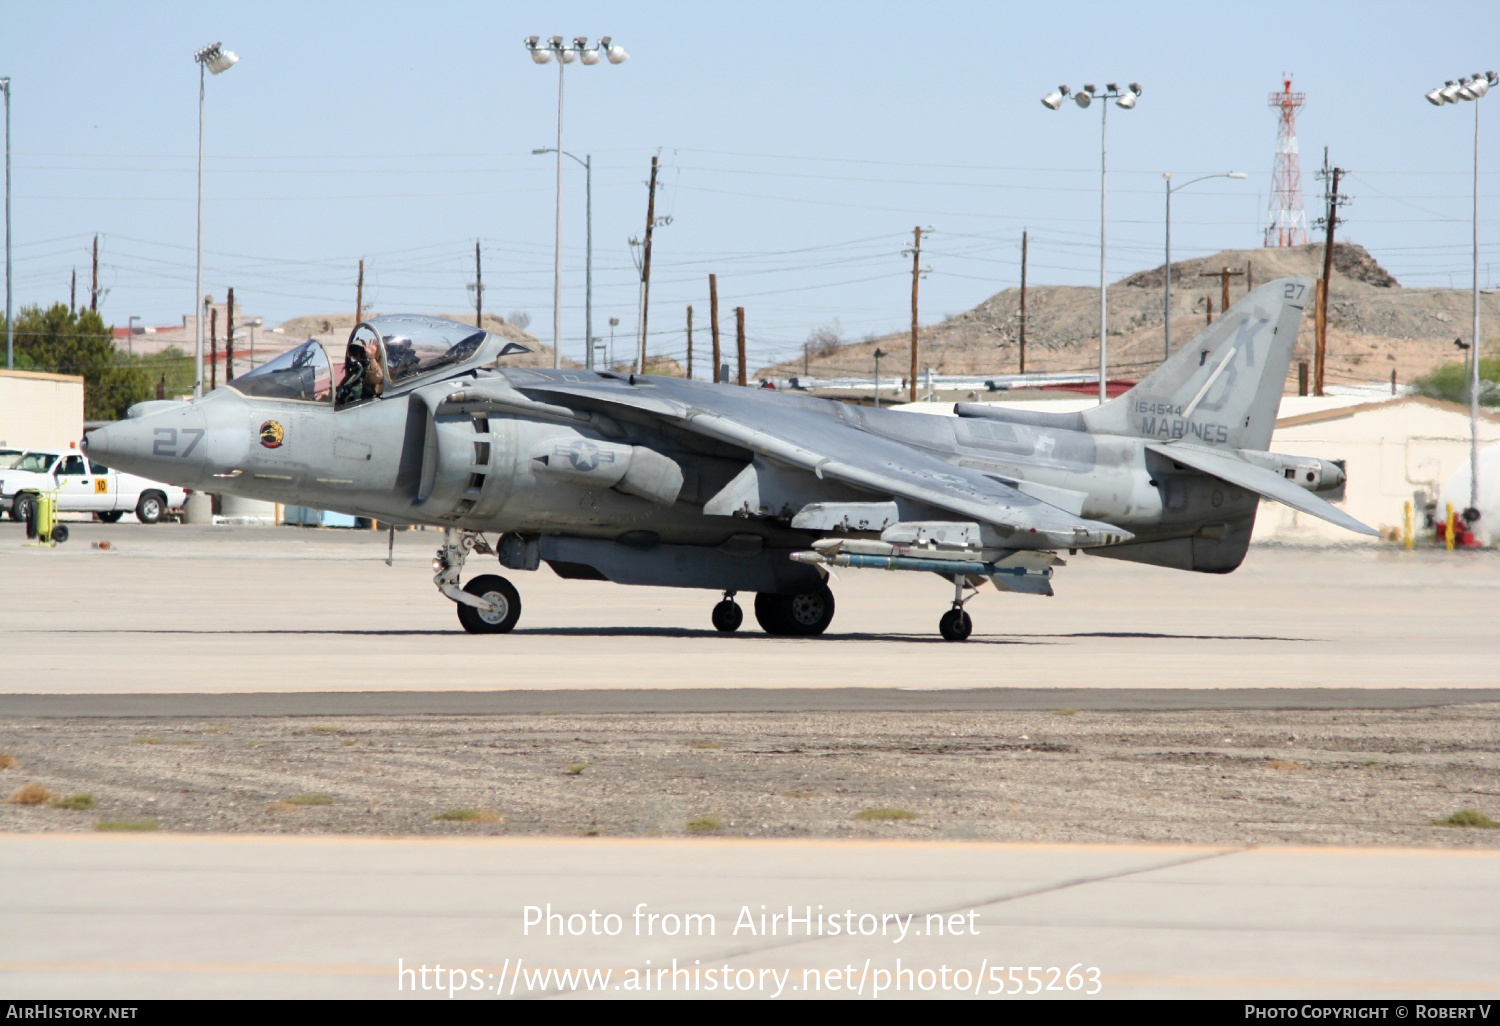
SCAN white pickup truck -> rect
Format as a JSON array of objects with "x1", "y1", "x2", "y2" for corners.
[{"x1": 0, "y1": 449, "x2": 187, "y2": 524}]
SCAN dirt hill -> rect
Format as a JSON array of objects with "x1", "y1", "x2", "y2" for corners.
[{"x1": 759, "y1": 243, "x2": 1499, "y2": 392}]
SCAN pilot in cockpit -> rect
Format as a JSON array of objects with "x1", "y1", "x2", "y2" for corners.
[{"x1": 335, "y1": 337, "x2": 385, "y2": 406}]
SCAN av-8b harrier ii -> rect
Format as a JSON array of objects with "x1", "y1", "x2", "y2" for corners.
[{"x1": 85, "y1": 276, "x2": 1373, "y2": 640}]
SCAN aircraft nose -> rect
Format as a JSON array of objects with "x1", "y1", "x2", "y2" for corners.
[{"x1": 84, "y1": 401, "x2": 207, "y2": 486}]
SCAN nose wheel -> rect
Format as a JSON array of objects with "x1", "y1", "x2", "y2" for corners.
[
  {"x1": 939, "y1": 576, "x2": 979, "y2": 642},
  {"x1": 435, "y1": 529, "x2": 523, "y2": 634},
  {"x1": 711, "y1": 592, "x2": 743, "y2": 633},
  {"x1": 457, "y1": 574, "x2": 522, "y2": 634}
]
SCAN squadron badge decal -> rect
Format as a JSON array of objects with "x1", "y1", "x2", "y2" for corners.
[{"x1": 259, "y1": 420, "x2": 285, "y2": 449}]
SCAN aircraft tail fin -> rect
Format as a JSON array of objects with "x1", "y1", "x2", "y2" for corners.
[{"x1": 1083, "y1": 275, "x2": 1312, "y2": 452}]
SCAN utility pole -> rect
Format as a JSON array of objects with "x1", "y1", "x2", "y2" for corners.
[
  {"x1": 208, "y1": 302, "x2": 218, "y2": 392},
  {"x1": 225, "y1": 286, "x2": 235, "y2": 381},
  {"x1": 70, "y1": 269, "x2": 76, "y2": 313},
  {"x1": 907, "y1": 226, "x2": 923, "y2": 403},
  {"x1": 3, "y1": 76, "x2": 11, "y2": 371},
  {"x1": 1197, "y1": 266, "x2": 1245, "y2": 317},
  {"x1": 685, "y1": 305, "x2": 693, "y2": 380},
  {"x1": 638, "y1": 155, "x2": 659, "y2": 373},
  {"x1": 735, "y1": 306, "x2": 746, "y2": 386},
  {"x1": 90, "y1": 234, "x2": 99, "y2": 312},
  {"x1": 709, "y1": 274, "x2": 721, "y2": 383},
  {"x1": 356, "y1": 258, "x2": 365, "y2": 325},
  {"x1": 1018, "y1": 229, "x2": 1028, "y2": 374},
  {"x1": 473, "y1": 241, "x2": 483, "y2": 328},
  {"x1": 583, "y1": 154, "x2": 593, "y2": 369},
  {"x1": 1314, "y1": 150, "x2": 1347, "y2": 397}
]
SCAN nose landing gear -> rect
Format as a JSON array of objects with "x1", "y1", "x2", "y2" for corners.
[
  {"x1": 435, "y1": 529, "x2": 521, "y2": 634},
  {"x1": 939, "y1": 576, "x2": 979, "y2": 642}
]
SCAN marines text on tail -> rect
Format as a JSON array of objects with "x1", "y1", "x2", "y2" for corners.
[{"x1": 85, "y1": 276, "x2": 1373, "y2": 641}]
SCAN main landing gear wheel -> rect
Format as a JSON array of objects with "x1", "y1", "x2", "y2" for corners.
[
  {"x1": 456, "y1": 574, "x2": 521, "y2": 634},
  {"x1": 939, "y1": 608, "x2": 972, "y2": 642},
  {"x1": 753, "y1": 584, "x2": 836, "y2": 636},
  {"x1": 711, "y1": 593, "x2": 743, "y2": 633}
]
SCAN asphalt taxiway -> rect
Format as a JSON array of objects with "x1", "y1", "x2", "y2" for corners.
[
  {"x1": 3, "y1": 523, "x2": 1497, "y2": 698},
  {"x1": 2, "y1": 833, "x2": 1496, "y2": 999}
]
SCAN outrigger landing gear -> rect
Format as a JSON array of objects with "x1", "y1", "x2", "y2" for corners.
[
  {"x1": 435, "y1": 529, "x2": 522, "y2": 634},
  {"x1": 711, "y1": 591, "x2": 743, "y2": 633},
  {"x1": 939, "y1": 576, "x2": 977, "y2": 642}
]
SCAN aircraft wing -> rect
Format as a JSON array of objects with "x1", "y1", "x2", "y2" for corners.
[
  {"x1": 503, "y1": 374, "x2": 1133, "y2": 549},
  {"x1": 1147, "y1": 441, "x2": 1380, "y2": 537}
]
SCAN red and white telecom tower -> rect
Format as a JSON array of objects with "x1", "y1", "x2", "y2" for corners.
[{"x1": 1265, "y1": 77, "x2": 1309, "y2": 247}]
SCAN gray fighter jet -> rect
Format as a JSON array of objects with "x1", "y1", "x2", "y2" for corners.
[{"x1": 85, "y1": 275, "x2": 1373, "y2": 640}]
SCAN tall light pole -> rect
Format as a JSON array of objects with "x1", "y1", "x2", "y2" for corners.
[
  {"x1": 526, "y1": 36, "x2": 626, "y2": 369},
  {"x1": 1426, "y1": 71, "x2": 1498, "y2": 522},
  {"x1": 1042, "y1": 82, "x2": 1140, "y2": 403},
  {"x1": 2, "y1": 76, "x2": 11, "y2": 370},
  {"x1": 535, "y1": 148, "x2": 594, "y2": 368},
  {"x1": 1163, "y1": 171, "x2": 1246, "y2": 360},
  {"x1": 192, "y1": 42, "x2": 238, "y2": 399}
]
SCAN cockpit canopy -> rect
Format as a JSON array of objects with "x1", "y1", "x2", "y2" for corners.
[
  {"x1": 368, "y1": 315, "x2": 487, "y2": 385},
  {"x1": 229, "y1": 314, "x2": 510, "y2": 406},
  {"x1": 231, "y1": 340, "x2": 332, "y2": 403}
]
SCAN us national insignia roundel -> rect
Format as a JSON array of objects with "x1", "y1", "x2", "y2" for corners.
[{"x1": 259, "y1": 420, "x2": 285, "y2": 449}]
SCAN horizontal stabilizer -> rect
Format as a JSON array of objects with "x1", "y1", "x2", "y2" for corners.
[{"x1": 1147, "y1": 442, "x2": 1380, "y2": 537}]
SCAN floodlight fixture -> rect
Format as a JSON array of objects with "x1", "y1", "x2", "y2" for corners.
[
  {"x1": 190, "y1": 41, "x2": 239, "y2": 397},
  {"x1": 1038, "y1": 78, "x2": 1141, "y2": 402},
  {"x1": 526, "y1": 36, "x2": 628, "y2": 368},
  {"x1": 195, "y1": 43, "x2": 238, "y2": 75},
  {"x1": 1424, "y1": 68, "x2": 1496, "y2": 521},
  {"x1": 602, "y1": 37, "x2": 629, "y2": 64}
]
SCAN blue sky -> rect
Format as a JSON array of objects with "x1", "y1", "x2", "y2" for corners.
[{"x1": 4, "y1": 0, "x2": 1497, "y2": 369}]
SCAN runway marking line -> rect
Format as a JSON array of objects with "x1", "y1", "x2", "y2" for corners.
[{"x1": 1, "y1": 832, "x2": 1497, "y2": 858}]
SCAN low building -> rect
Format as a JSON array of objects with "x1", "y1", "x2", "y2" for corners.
[
  {"x1": 1256, "y1": 396, "x2": 1500, "y2": 546},
  {"x1": 0, "y1": 368, "x2": 85, "y2": 449}
]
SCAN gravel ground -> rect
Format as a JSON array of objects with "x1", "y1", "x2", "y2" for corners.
[{"x1": 3, "y1": 707, "x2": 1499, "y2": 846}]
